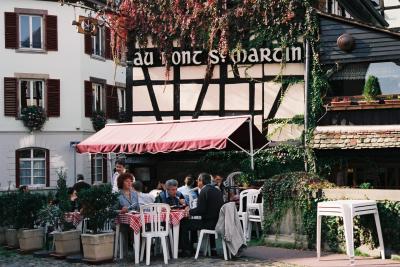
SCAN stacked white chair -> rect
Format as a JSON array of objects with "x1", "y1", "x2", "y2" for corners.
[
  {"x1": 246, "y1": 188, "x2": 264, "y2": 240},
  {"x1": 139, "y1": 203, "x2": 170, "y2": 265},
  {"x1": 194, "y1": 229, "x2": 230, "y2": 261},
  {"x1": 237, "y1": 189, "x2": 250, "y2": 241}
]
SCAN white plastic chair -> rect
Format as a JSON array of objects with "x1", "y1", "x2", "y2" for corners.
[
  {"x1": 237, "y1": 189, "x2": 250, "y2": 241},
  {"x1": 317, "y1": 200, "x2": 385, "y2": 265},
  {"x1": 247, "y1": 188, "x2": 263, "y2": 241},
  {"x1": 194, "y1": 229, "x2": 230, "y2": 261},
  {"x1": 139, "y1": 203, "x2": 170, "y2": 265}
]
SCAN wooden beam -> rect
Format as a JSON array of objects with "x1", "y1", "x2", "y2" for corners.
[
  {"x1": 142, "y1": 66, "x2": 162, "y2": 121},
  {"x1": 263, "y1": 83, "x2": 290, "y2": 134},
  {"x1": 249, "y1": 81, "x2": 255, "y2": 116},
  {"x1": 173, "y1": 66, "x2": 180, "y2": 120},
  {"x1": 125, "y1": 31, "x2": 135, "y2": 122},
  {"x1": 192, "y1": 64, "x2": 215, "y2": 119},
  {"x1": 132, "y1": 110, "x2": 263, "y2": 117},
  {"x1": 219, "y1": 64, "x2": 227, "y2": 116}
]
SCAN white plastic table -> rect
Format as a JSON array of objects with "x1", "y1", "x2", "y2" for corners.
[{"x1": 317, "y1": 200, "x2": 385, "y2": 265}]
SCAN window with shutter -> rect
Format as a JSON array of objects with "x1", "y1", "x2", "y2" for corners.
[
  {"x1": 105, "y1": 27, "x2": 112, "y2": 60},
  {"x1": 4, "y1": 12, "x2": 18, "y2": 49},
  {"x1": 47, "y1": 79, "x2": 60, "y2": 117},
  {"x1": 19, "y1": 79, "x2": 45, "y2": 111},
  {"x1": 45, "y1": 15, "x2": 57, "y2": 51},
  {"x1": 84, "y1": 34, "x2": 92, "y2": 55},
  {"x1": 19, "y1": 15, "x2": 43, "y2": 50},
  {"x1": 106, "y1": 85, "x2": 118, "y2": 120},
  {"x1": 84, "y1": 81, "x2": 93, "y2": 117},
  {"x1": 92, "y1": 26, "x2": 105, "y2": 58},
  {"x1": 91, "y1": 154, "x2": 104, "y2": 184},
  {"x1": 4, "y1": 77, "x2": 18, "y2": 116}
]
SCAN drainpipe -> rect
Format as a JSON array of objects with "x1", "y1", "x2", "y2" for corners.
[{"x1": 304, "y1": 40, "x2": 310, "y2": 173}]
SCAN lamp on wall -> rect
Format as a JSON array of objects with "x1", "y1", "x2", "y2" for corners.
[{"x1": 337, "y1": 33, "x2": 355, "y2": 52}]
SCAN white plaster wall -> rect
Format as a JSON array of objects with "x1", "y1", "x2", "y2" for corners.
[{"x1": 384, "y1": 0, "x2": 400, "y2": 28}]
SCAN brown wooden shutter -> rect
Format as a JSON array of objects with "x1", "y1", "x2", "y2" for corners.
[
  {"x1": 106, "y1": 85, "x2": 118, "y2": 120},
  {"x1": 47, "y1": 79, "x2": 60, "y2": 117},
  {"x1": 102, "y1": 156, "x2": 108, "y2": 183},
  {"x1": 4, "y1": 77, "x2": 18, "y2": 117},
  {"x1": 15, "y1": 150, "x2": 20, "y2": 188},
  {"x1": 84, "y1": 34, "x2": 92, "y2": 55},
  {"x1": 45, "y1": 149, "x2": 50, "y2": 187},
  {"x1": 5, "y1": 12, "x2": 18, "y2": 49},
  {"x1": 84, "y1": 81, "x2": 93, "y2": 117},
  {"x1": 91, "y1": 155, "x2": 95, "y2": 184},
  {"x1": 45, "y1": 15, "x2": 58, "y2": 51},
  {"x1": 104, "y1": 27, "x2": 112, "y2": 60}
]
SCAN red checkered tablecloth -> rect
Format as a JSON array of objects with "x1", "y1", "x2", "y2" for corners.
[
  {"x1": 117, "y1": 210, "x2": 186, "y2": 234},
  {"x1": 64, "y1": 212, "x2": 82, "y2": 227}
]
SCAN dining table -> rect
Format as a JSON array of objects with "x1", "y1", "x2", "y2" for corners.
[{"x1": 115, "y1": 209, "x2": 186, "y2": 263}]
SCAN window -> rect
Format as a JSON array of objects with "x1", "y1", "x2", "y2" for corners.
[
  {"x1": 18, "y1": 148, "x2": 47, "y2": 187},
  {"x1": 117, "y1": 88, "x2": 126, "y2": 111},
  {"x1": 92, "y1": 26, "x2": 105, "y2": 57},
  {"x1": 19, "y1": 15, "x2": 43, "y2": 49},
  {"x1": 93, "y1": 154, "x2": 104, "y2": 183},
  {"x1": 92, "y1": 83, "x2": 105, "y2": 112},
  {"x1": 20, "y1": 80, "x2": 45, "y2": 109}
]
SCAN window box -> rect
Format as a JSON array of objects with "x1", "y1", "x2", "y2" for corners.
[{"x1": 330, "y1": 97, "x2": 352, "y2": 107}]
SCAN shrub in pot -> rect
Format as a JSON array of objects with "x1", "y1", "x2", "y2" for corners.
[
  {"x1": 78, "y1": 184, "x2": 118, "y2": 261},
  {"x1": 362, "y1": 75, "x2": 382, "y2": 103},
  {"x1": 16, "y1": 191, "x2": 47, "y2": 251},
  {"x1": 3, "y1": 192, "x2": 19, "y2": 248},
  {"x1": 0, "y1": 194, "x2": 8, "y2": 245},
  {"x1": 38, "y1": 168, "x2": 81, "y2": 256}
]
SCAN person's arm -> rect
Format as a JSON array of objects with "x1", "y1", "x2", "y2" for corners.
[
  {"x1": 189, "y1": 188, "x2": 207, "y2": 216},
  {"x1": 112, "y1": 174, "x2": 119, "y2": 193}
]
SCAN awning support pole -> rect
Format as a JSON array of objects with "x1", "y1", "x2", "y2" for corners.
[
  {"x1": 249, "y1": 118, "x2": 254, "y2": 170},
  {"x1": 227, "y1": 138, "x2": 251, "y2": 156}
]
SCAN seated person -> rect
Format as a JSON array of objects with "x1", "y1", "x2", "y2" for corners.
[
  {"x1": 178, "y1": 175, "x2": 198, "y2": 206},
  {"x1": 117, "y1": 173, "x2": 139, "y2": 213},
  {"x1": 67, "y1": 187, "x2": 79, "y2": 212},
  {"x1": 180, "y1": 173, "x2": 224, "y2": 255},
  {"x1": 155, "y1": 179, "x2": 186, "y2": 207},
  {"x1": 133, "y1": 180, "x2": 155, "y2": 205}
]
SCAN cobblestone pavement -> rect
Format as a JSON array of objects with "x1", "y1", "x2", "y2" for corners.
[{"x1": 0, "y1": 248, "x2": 298, "y2": 267}]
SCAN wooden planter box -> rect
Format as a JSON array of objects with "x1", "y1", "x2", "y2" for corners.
[
  {"x1": 53, "y1": 230, "x2": 81, "y2": 256},
  {"x1": 384, "y1": 99, "x2": 400, "y2": 105},
  {"x1": 5, "y1": 229, "x2": 19, "y2": 248},
  {"x1": 330, "y1": 101, "x2": 352, "y2": 107},
  {"x1": 18, "y1": 228, "x2": 44, "y2": 252},
  {"x1": 81, "y1": 232, "x2": 114, "y2": 261}
]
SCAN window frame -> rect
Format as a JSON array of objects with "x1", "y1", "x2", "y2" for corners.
[
  {"x1": 91, "y1": 26, "x2": 105, "y2": 58},
  {"x1": 18, "y1": 14, "x2": 44, "y2": 50},
  {"x1": 92, "y1": 83, "x2": 105, "y2": 113},
  {"x1": 117, "y1": 87, "x2": 126, "y2": 111},
  {"x1": 17, "y1": 148, "x2": 48, "y2": 187},
  {"x1": 18, "y1": 79, "x2": 45, "y2": 113}
]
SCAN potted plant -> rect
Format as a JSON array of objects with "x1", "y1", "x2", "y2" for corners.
[
  {"x1": 330, "y1": 96, "x2": 351, "y2": 107},
  {"x1": 0, "y1": 194, "x2": 7, "y2": 245},
  {"x1": 16, "y1": 191, "x2": 47, "y2": 252},
  {"x1": 20, "y1": 106, "x2": 47, "y2": 132},
  {"x1": 360, "y1": 75, "x2": 382, "y2": 105},
  {"x1": 78, "y1": 184, "x2": 118, "y2": 262},
  {"x1": 91, "y1": 110, "x2": 107, "y2": 132},
  {"x1": 3, "y1": 192, "x2": 19, "y2": 248},
  {"x1": 38, "y1": 168, "x2": 81, "y2": 256}
]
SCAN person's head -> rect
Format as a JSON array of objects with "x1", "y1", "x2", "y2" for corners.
[
  {"x1": 213, "y1": 174, "x2": 223, "y2": 185},
  {"x1": 157, "y1": 180, "x2": 166, "y2": 190},
  {"x1": 18, "y1": 185, "x2": 29, "y2": 193},
  {"x1": 115, "y1": 159, "x2": 126, "y2": 174},
  {"x1": 133, "y1": 180, "x2": 143, "y2": 193},
  {"x1": 67, "y1": 187, "x2": 77, "y2": 199},
  {"x1": 184, "y1": 175, "x2": 194, "y2": 188},
  {"x1": 117, "y1": 172, "x2": 135, "y2": 190},
  {"x1": 197, "y1": 173, "x2": 212, "y2": 189},
  {"x1": 77, "y1": 174, "x2": 84, "y2": 181},
  {"x1": 165, "y1": 179, "x2": 178, "y2": 198}
]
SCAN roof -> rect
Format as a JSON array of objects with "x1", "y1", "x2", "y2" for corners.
[
  {"x1": 311, "y1": 125, "x2": 400, "y2": 150},
  {"x1": 317, "y1": 11, "x2": 399, "y2": 39},
  {"x1": 337, "y1": 0, "x2": 388, "y2": 27},
  {"x1": 76, "y1": 116, "x2": 268, "y2": 154}
]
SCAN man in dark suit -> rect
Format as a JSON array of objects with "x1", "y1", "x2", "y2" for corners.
[
  {"x1": 180, "y1": 173, "x2": 224, "y2": 256},
  {"x1": 72, "y1": 174, "x2": 91, "y2": 193}
]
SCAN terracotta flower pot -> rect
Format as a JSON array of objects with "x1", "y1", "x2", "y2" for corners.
[
  {"x1": 81, "y1": 232, "x2": 115, "y2": 261},
  {"x1": 5, "y1": 229, "x2": 19, "y2": 248},
  {"x1": 53, "y1": 230, "x2": 81, "y2": 256},
  {"x1": 18, "y1": 228, "x2": 44, "y2": 251}
]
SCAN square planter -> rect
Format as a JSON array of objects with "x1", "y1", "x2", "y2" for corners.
[
  {"x1": 18, "y1": 228, "x2": 44, "y2": 251},
  {"x1": 81, "y1": 232, "x2": 115, "y2": 261},
  {"x1": 5, "y1": 229, "x2": 19, "y2": 248},
  {"x1": 0, "y1": 227, "x2": 5, "y2": 245},
  {"x1": 53, "y1": 230, "x2": 81, "y2": 256}
]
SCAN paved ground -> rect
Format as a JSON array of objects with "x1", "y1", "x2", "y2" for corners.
[{"x1": 0, "y1": 247, "x2": 296, "y2": 267}]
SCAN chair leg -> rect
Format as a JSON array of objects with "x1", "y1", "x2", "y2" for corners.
[
  {"x1": 161, "y1": 237, "x2": 168, "y2": 265},
  {"x1": 140, "y1": 237, "x2": 145, "y2": 262},
  {"x1": 195, "y1": 231, "x2": 204, "y2": 259},
  {"x1": 221, "y1": 238, "x2": 228, "y2": 261},
  {"x1": 168, "y1": 229, "x2": 174, "y2": 258},
  {"x1": 119, "y1": 232, "x2": 123, "y2": 259},
  {"x1": 146, "y1": 237, "x2": 151, "y2": 266},
  {"x1": 204, "y1": 235, "x2": 210, "y2": 256},
  {"x1": 316, "y1": 214, "x2": 322, "y2": 260},
  {"x1": 374, "y1": 212, "x2": 385, "y2": 260},
  {"x1": 255, "y1": 222, "x2": 260, "y2": 238},
  {"x1": 247, "y1": 221, "x2": 252, "y2": 241},
  {"x1": 343, "y1": 213, "x2": 355, "y2": 265}
]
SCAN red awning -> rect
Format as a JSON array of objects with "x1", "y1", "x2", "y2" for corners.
[{"x1": 76, "y1": 116, "x2": 267, "y2": 154}]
